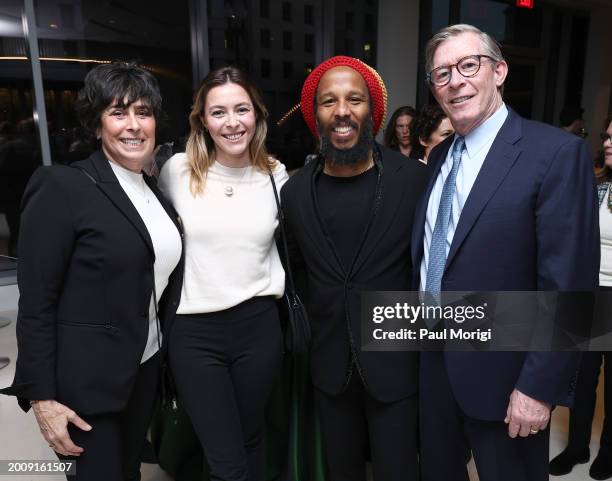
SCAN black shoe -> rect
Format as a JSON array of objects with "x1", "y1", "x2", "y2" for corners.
[
  {"x1": 550, "y1": 448, "x2": 590, "y2": 476},
  {"x1": 590, "y1": 453, "x2": 612, "y2": 480}
]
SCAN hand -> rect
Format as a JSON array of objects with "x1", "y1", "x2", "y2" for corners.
[
  {"x1": 504, "y1": 389, "x2": 551, "y2": 438},
  {"x1": 30, "y1": 400, "x2": 92, "y2": 456}
]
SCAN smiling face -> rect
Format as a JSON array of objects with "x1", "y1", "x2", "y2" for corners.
[
  {"x1": 430, "y1": 32, "x2": 507, "y2": 136},
  {"x1": 315, "y1": 66, "x2": 371, "y2": 151},
  {"x1": 99, "y1": 99, "x2": 156, "y2": 172},
  {"x1": 203, "y1": 81, "x2": 256, "y2": 167},
  {"x1": 395, "y1": 114, "x2": 413, "y2": 148},
  {"x1": 604, "y1": 121, "x2": 612, "y2": 168}
]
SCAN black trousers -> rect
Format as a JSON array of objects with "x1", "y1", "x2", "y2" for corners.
[
  {"x1": 566, "y1": 351, "x2": 612, "y2": 453},
  {"x1": 169, "y1": 297, "x2": 282, "y2": 481},
  {"x1": 420, "y1": 351, "x2": 549, "y2": 481},
  {"x1": 59, "y1": 351, "x2": 160, "y2": 481},
  {"x1": 314, "y1": 374, "x2": 419, "y2": 481},
  {"x1": 565, "y1": 285, "x2": 612, "y2": 456}
]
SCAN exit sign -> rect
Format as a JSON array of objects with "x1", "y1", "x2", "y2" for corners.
[{"x1": 516, "y1": 0, "x2": 534, "y2": 8}]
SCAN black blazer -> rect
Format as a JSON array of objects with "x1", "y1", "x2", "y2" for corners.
[
  {"x1": 281, "y1": 143, "x2": 428, "y2": 402},
  {"x1": 1, "y1": 150, "x2": 184, "y2": 415}
]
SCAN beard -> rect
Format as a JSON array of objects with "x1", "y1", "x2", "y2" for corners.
[{"x1": 318, "y1": 116, "x2": 374, "y2": 166}]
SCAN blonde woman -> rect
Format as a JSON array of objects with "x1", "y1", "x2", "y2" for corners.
[{"x1": 159, "y1": 67, "x2": 288, "y2": 481}]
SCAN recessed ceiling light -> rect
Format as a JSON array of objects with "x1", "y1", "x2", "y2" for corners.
[{"x1": 49, "y1": 23, "x2": 58, "y2": 28}]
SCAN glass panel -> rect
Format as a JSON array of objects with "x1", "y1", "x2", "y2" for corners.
[
  {"x1": 207, "y1": 0, "x2": 324, "y2": 173},
  {"x1": 0, "y1": 0, "x2": 40, "y2": 265},
  {"x1": 207, "y1": 0, "x2": 379, "y2": 171},
  {"x1": 34, "y1": 0, "x2": 193, "y2": 165},
  {"x1": 334, "y1": 1, "x2": 378, "y2": 64}
]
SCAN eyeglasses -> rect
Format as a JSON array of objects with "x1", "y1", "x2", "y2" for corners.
[
  {"x1": 427, "y1": 55, "x2": 497, "y2": 87},
  {"x1": 601, "y1": 132, "x2": 612, "y2": 143}
]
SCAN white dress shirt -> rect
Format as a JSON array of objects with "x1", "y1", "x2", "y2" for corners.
[{"x1": 420, "y1": 104, "x2": 509, "y2": 292}]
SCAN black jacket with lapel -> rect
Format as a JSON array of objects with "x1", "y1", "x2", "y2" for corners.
[
  {"x1": 1, "y1": 150, "x2": 184, "y2": 415},
  {"x1": 281, "y1": 143, "x2": 428, "y2": 402}
]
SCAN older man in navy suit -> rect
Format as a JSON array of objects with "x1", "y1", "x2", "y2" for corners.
[{"x1": 413, "y1": 24, "x2": 599, "y2": 481}]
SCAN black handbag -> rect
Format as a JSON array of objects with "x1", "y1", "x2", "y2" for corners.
[{"x1": 269, "y1": 174, "x2": 312, "y2": 355}]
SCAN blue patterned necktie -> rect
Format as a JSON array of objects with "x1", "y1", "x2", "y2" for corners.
[{"x1": 425, "y1": 136, "x2": 466, "y2": 298}]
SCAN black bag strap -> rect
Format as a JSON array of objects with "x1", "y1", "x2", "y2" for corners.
[{"x1": 269, "y1": 173, "x2": 296, "y2": 296}]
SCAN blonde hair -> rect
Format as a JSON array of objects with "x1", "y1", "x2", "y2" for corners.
[{"x1": 186, "y1": 66, "x2": 276, "y2": 195}]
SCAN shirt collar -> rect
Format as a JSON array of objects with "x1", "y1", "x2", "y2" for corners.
[{"x1": 458, "y1": 103, "x2": 508, "y2": 158}]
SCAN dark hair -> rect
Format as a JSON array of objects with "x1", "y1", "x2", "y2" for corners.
[
  {"x1": 384, "y1": 105, "x2": 417, "y2": 149},
  {"x1": 595, "y1": 115, "x2": 612, "y2": 184},
  {"x1": 410, "y1": 104, "x2": 447, "y2": 160},
  {"x1": 76, "y1": 61, "x2": 163, "y2": 136},
  {"x1": 559, "y1": 105, "x2": 584, "y2": 128},
  {"x1": 186, "y1": 66, "x2": 275, "y2": 194}
]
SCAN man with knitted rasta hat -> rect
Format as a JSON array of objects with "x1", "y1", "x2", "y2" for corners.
[{"x1": 280, "y1": 56, "x2": 428, "y2": 480}]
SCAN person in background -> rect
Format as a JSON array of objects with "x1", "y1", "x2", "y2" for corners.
[
  {"x1": 159, "y1": 66, "x2": 288, "y2": 481},
  {"x1": 384, "y1": 105, "x2": 417, "y2": 158},
  {"x1": 0, "y1": 118, "x2": 39, "y2": 257},
  {"x1": 410, "y1": 103, "x2": 455, "y2": 164},
  {"x1": 0, "y1": 61, "x2": 184, "y2": 481},
  {"x1": 550, "y1": 115, "x2": 612, "y2": 480},
  {"x1": 560, "y1": 105, "x2": 588, "y2": 139}
]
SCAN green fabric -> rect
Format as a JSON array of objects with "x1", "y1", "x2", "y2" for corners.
[
  {"x1": 151, "y1": 353, "x2": 327, "y2": 481},
  {"x1": 150, "y1": 398, "x2": 207, "y2": 480}
]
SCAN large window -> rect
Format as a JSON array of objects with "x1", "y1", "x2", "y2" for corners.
[
  {"x1": 1, "y1": 0, "x2": 384, "y2": 266},
  {"x1": 0, "y1": 0, "x2": 192, "y2": 264},
  {"x1": 334, "y1": 0, "x2": 378, "y2": 64},
  {"x1": 0, "y1": 0, "x2": 40, "y2": 264},
  {"x1": 207, "y1": 0, "x2": 379, "y2": 172},
  {"x1": 35, "y1": 0, "x2": 193, "y2": 165},
  {"x1": 207, "y1": 0, "x2": 322, "y2": 171}
]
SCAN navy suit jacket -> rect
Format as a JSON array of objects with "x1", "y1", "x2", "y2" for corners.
[{"x1": 412, "y1": 108, "x2": 599, "y2": 420}]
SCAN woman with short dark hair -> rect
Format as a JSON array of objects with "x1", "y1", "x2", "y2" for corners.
[
  {"x1": 550, "y1": 116, "x2": 612, "y2": 479},
  {"x1": 0, "y1": 61, "x2": 183, "y2": 481},
  {"x1": 410, "y1": 104, "x2": 454, "y2": 164}
]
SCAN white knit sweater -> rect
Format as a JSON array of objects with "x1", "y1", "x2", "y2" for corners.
[{"x1": 159, "y1": 153, "x2": 289, "y2": 313}]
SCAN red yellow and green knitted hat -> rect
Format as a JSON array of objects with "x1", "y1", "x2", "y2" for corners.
[{"x1": 300, "y1": 55, "x2": 388, "y2": 138}]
